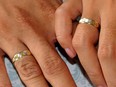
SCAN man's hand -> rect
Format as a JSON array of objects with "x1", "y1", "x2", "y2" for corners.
[{"x1": 0, "y1": 0, "x2": 76, "y2": 87}]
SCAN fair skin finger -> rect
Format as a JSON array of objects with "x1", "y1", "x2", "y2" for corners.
[
  {"x1": 73, "y1": 0, "x2": 107, "y2": 86},
  {"x1": 0, "y1": 0, "x2": 76, "y2": 86},
  {"x1": 0, "y1": 50, "x2": 12, "y2": 87},
  {"x1": 73, "y1": 24, "x2": 106, "y2": 86},
  {"x1": 98, "y1": 5, "x2": 116, "y2": 86},
  {"x1": 55, "y1": 0, "x2": 82, "y2": 58}
]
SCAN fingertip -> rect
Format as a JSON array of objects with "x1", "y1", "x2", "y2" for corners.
[{"x1": 65, "y1": 48, "x2": 76, "y2": 58}]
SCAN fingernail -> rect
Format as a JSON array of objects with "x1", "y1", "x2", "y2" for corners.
[{"x1": 65, "y1": 48, "x2": 76, "y2": 58}]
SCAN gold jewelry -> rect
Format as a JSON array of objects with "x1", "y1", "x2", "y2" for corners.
[
  {"x1": 79, "y1": 18, "x2": 100, "y2": 28},
  {"x1": 12, "y1": 50, "x2": 31, "y2": 63}
]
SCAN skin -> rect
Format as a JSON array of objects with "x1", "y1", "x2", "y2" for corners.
[
  {"x1": 0, "y1": 0, "x2": 76, "y2": 87},
  {"x1": 55, "y1": 0, "x2": 116, "y2": 87}
]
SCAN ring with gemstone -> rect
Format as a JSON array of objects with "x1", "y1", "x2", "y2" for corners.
[
  {"x1": 79, "y1": 18, "x2": 100, "y2": 28},
  {"x1": 12, "y1": 50, "x2": 32, "y2": 63}
]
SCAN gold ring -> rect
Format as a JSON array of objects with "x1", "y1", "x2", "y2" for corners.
[
  {"x1": 79, "y1": 18, "x2": 100, "y2": 28},
  {"x1": 12, "y1": 50, "x2": 32, "y2": 63}
]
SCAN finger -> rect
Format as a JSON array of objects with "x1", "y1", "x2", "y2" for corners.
[
  {"x1": 72, "y1": 1, "x2": 107, "y2": 86},
  {"x1": 55, "y1": 0, "x2": 82, "y2": 58},
  {"x1": 0, "y1": 39, "x2": 49, "y2": 87},
  {"x1": 0, "y1": 49, "x2": 12, "y2": 87},
  {"x1": 98, "y1": 14, "x2": 116, "y2": 86},
  {"x1": 22, "y1": 33, "x2": 76, "y2": 87},
  {"x1": 72, "y1": 14, "x2": 107, "y2": 87},
  {"x1": 73, "y1": 24, "x2": 107, "y2": 87}
]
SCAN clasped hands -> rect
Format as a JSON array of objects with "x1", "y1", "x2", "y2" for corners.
[{"x1": 0, "y1": 0, "x2": 116, "y2": 87}]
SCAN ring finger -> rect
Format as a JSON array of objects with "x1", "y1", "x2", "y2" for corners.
[
  {"x1": 0, "y1": 39, "x2": 49, "y2": 87},
  {"x1": 72, "y1": 12, "x2": 106, "y2": 86}
]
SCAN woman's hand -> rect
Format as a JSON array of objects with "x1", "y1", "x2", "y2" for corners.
[
  {"x1": 55, "y1": 0, "x2": 116, "y2": 86},
  {"x1": 0, "y1": 0, "x2": 76, "y2": 87}
]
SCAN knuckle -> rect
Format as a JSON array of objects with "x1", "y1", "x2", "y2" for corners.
[
  {"x1": 72, "y1": 38, "x2": 81, "y2": 50},
  {"x1": 55, "y1": 7, "x2": 68, "y2": 17},
  {"x1": 42, "y1": 55, "x2": 65, "y2": 76},
  {"x1": 11, "y1": 8, "x2": 31, "y2": 29},
  {"x1": 87, "y1": 70, "x2": 101, "y2": 81},
  {"x1": 13, "y1": 8, "x2": 37, "y2": 35},
  {"x1": 16, "y1": 57, "x2": 42, "y2": 81},
  {"x1": 72, "y1": 36, "x2": 90, "y2": 51},
  {"x1": 0, "y1": 35, "x2": 19, "y2": 49},
  {"x1": 98, "y1": 44, "x2": 115, "y2": 61},
  {"x1": 98, "y1": 47, "x2": 108, "y2": 59}
]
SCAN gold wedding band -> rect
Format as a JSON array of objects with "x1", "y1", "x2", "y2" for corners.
[
  {"x1": 79, "y1": 18, "x2": 100, "y2": 28},
  {"x1": 12, "y1": 50, "x2": 32, "y2": 63}
]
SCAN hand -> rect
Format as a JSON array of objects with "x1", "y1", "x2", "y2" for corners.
[
  {"x1": 55, "y1": 0, "x2": 116, "y2": 86},
  {"x1": 0, "y1": 0, "x2": 76, "y2": 87}
]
